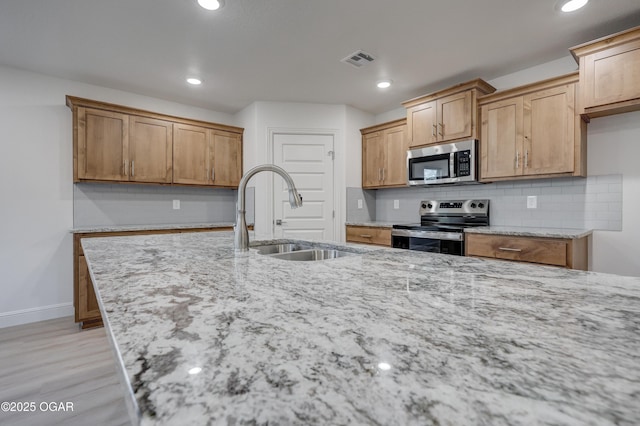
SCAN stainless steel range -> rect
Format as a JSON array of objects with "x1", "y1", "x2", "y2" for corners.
[{"x1": 392, "y1": 199, "x2": 489, "y2": 255}]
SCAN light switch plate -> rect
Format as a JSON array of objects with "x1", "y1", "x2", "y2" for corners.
[
  {"x1": 357, "y1": 199, "x2": 363, "y2": 209},
  {"x1": 527, "y1": 196, "x2": 537, "y2": 209},
  {"x1": 173, "y1": 200, "x2": 180, "y2": 210},
  {"x1": 393, "y1": 200, "x2": 400, "y2": 209}
]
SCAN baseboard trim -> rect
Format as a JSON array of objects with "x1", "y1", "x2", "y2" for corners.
[{"x1": 0, "y1": 303, "x2": 74, "y2": 329}]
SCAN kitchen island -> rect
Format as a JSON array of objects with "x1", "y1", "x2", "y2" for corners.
[{"x1": 81, "y1": 231, "x2": 640, "y2": 425}]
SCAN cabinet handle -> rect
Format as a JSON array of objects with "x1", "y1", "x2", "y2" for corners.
[
  {"x1": 432, "y1": 124, "x2": 437, "y2": 137},
  {"x1": 515, "y1": 150, "x2": 519, "y2": 169},
  {"x1": 378, "y1": 168, "x2": 382, "y2": 182},
  {"x1": 123, "y1": 161, "x2": 127, "y2": 176},
  {"x1": 382, "y1": 168, "x2": 385, "y2": 182},
  {"x1": 525, "y1": 150, "x2": 529, "y2": 168},
  {"x1": 360, "y1": 234, "x2": 373, "y2": 238},
  {"x1": 438, "y1": 123, "x2": 443, "y2": 136},
  {"x1": 211, "y1": 167, "x2": 215, "y2": 181},
  {"x1": 498, "y1": 247, "x2": 522, "y2": 252},
  {"x1": 131, "y1": 161, "x2": 135, "y2": 177}
]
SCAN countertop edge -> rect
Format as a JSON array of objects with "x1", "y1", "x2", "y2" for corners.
[
  {"x1": 464, "y1": 226, "x2": 593, "y2": 239},
  {"x1": 70, "y1": 223, "x2": 241, "y2": 234},
  {"x1": 345, "y1": 222, "x2": 395, "y2": 229}
]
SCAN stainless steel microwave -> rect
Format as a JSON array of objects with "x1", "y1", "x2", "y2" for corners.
[{"x1": 407, "y1": 139, "x2": 477, "y2": 186}]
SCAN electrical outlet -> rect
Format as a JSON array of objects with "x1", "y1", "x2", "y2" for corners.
[
  {"x1": 393, "y1": 200, "x2": 400, "y2": 209},
  {"x1": 357, "y1": 199, "x2": 363, "y2": 209},
  {"x1": 527, "y1": 196, "x2": 537, "y2": 209},
  {"x1": 173, "y1": 200, "x2": 180, "y2": 210}
]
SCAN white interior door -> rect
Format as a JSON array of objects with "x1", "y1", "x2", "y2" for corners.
[{"x1": 273, "y1": 133, "x2": 334, "y2": 241}]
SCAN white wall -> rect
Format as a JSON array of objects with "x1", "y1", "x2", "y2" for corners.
[
  {"x1": 0, "y1": 65, "x2": 235, "y2": 327},
  {"x1": 587, "y1": 112, "x2": 640, "y2": 277}
]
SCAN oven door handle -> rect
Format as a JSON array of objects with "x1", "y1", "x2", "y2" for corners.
[{"x1": 391, "y1": 229, "x2": 464, "y2": 241}]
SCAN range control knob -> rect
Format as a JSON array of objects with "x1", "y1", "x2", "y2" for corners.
[
  {"x1": 427, "y1": 203, "x2": 433, "y2": 209},
  {"x1": 421, "y1": 203, "x2": 427, "y2": 209},
  {"x1": 478, "y1": 202, "x2": 485, "y2": 208},
  {"x1": 470, "y1": 203, "x2": 477, "y2": 208}
]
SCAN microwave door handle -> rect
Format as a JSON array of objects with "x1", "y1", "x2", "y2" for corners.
[{"x1": 450, "y1": 152, "x2": 456, "y2": 178}]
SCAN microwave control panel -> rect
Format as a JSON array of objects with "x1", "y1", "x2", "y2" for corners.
[{"x1": 455, "y1": 150, "x2": 471, "y2": 177}]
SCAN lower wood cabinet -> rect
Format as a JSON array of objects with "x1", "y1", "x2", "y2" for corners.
[
  {"x1": 346, "y1": 225, "x2": 391, "y2": 246},
  {"x1": 74, "y1": 227, "x2": 235, "y2": 329},
  {"x1": 465, "y1": 233, "x2": 589, "y2": 270}
]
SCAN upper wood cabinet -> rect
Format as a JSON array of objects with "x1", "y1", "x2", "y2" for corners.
[
  {"x1": 173, "y1": 125, "x2": 243, "y2": 187},
  {"x1": 402, "y1": 79, "x2": 496, "y2": 148},
  {"x1": 67, "y1": 96, "x2": 243, "y2": 187},
  {"x1": 211, "y1": 130, "x2": 242, "y2": 187},
  {"x1": 130, "y1": 116, "x2": 173, "y2": 183},
  {"x1": 173, "y1": 123, "x2": 211, "y2": 185},
  {"x1": 570, "y1": 26, "x2": 640, "y2": 119},
  {"x1": 478, "y1": 73, "x2": 587, "y2": 182},
  {"x1": 77, "y1": 108, "x2": 129, "y2": 181},
  {"x1": 361, "y1": 119, "x2": 408, "y2": 188}
]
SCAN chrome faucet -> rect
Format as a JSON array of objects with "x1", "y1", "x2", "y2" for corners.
[{"x1": 234, "y1": 164, "x2": 303, "y2": 251}]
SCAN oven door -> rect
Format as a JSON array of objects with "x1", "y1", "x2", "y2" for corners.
[{"x1": 391, "y1": 229, "x2": 465, "y2": 255}]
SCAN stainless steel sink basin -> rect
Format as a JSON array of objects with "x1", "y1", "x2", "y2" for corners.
[
  {"x1": 267, "y1": 249, "x2": 353, "y2": 261},
  {"x1": 255, "y1": 243, "x2": 311, "y2": 255}
]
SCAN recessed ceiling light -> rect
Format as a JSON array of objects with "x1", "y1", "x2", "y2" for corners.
[
  {"x1": 377, "y1": 80, "x2": 392, "y2": 89},
  {"x1": 197, "y1": 0, "x2": 224, "y2": 11},
  {"x1": 187, "y1": 78, "x2": 202, "y2": 85},
  {"x1": 560, "y1": 0, "x2": 588, "y2": 12}
]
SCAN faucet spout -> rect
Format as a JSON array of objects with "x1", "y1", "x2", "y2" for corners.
[{"x1": 234, "y1": 164, "x2": 303, "y2": 251}]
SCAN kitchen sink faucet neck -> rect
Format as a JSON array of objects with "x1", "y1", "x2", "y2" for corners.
[{"x1": 234, "y1": 164, "x2": 303, "y2": 251}]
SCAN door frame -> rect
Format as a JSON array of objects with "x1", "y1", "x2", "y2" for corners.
[{"x1": 267, "y1": 127, "x2": 340, "y2": 241}]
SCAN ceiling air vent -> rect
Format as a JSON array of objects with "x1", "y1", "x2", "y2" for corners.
[{"x1": 341, "y1": 50, "x2": 376, "y2": 68}]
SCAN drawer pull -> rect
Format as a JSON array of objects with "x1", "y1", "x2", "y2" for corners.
[
  {"x1": 498, "y1": 247, "x2": 522, "y2": 252},
  {"x1": 360, "y1": 234, "x2": 373, "y2": 238}
]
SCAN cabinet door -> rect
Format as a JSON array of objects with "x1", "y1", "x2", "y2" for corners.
[
  {"x1": 523, "y1": 85, "x2": 575, "y2": 176},
  {"x1": 129, "y1": 116, "x2": 173, "y2": 183},
  {"x1": 173, "y1": 123, "x2": 211, "y2": 185},
  {"x1": 480, "y1": 98, "x2": 523, "y2": 180},
  {"x1": 77, "y1": 255, "x2": 101, "y2": 322},
  {"x1": 407, "y1": 101, "x2": 437, "y2": 147},
  {"x1": 211, "y1": 131, "x2": 242, "y2": 187},
  {"x1": 437, "y1": 91, "x2": 472, "y2": 142},
  {"x1": 383, "y1": 124, "x2": 408, "y2": 186},
  {"x1": 77, "y1": 107, "x2": 129, "y2": 181},
  {"x1": 582, "y1": 39, "x2": 640, "y2": 110},
  {"x1": 362, "y1": 131, "x2": 384, "y2": 188}
]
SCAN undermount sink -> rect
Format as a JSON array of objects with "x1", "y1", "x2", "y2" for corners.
[
  {"x1": 253, "y1": 243, "x2": 356, "y2": 261},
  {"x1": 255, "y1": 243, "x2": 311, "y2": 255},
  {"x1": 268, "y1": 249, "x2": 354, "y2": 261}
]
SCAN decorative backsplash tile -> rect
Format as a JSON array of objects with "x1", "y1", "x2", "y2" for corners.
[{"x1": 347, "y1": 174, "x2": 622, "y2": 231}]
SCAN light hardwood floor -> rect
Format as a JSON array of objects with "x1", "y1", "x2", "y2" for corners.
[{"x1": 0, "y1": 317, "x2": 131, "y2": 426}]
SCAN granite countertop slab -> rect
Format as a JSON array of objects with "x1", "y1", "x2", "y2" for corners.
[
  {"x1": 82, "y1": 232, "x2": 640, "y2": 426},
  {"x1": 465, "y1": 226, "x2": 593, "y2": 239},
  {"x1": 71, "y1": 222, "x2": 238, "y2": 234},
  {"x1": 345, "y1": 221, "x2": 396, "y2": 228}
]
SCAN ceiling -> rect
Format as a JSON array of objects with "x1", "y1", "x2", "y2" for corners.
[{"x1": 2, "y1": 0, "x2": 640, "y2": 115}]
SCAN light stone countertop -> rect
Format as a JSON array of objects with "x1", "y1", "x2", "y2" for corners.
[
  {"x1": 71, "y1": 222, "x2": 237, "y2": 234},
  {"x1": 345, "y1": 221, "x2": 396, "y2": 228},
  {"x1": 81, "y1": 231, "x2": 640, "y2": 426},
  {"x1": 464, "y1": 226, "x2": 593, "y2": 239}
]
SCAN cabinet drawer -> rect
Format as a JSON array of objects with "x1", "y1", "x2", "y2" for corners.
[
  {"x1": 346, "y1": 226, "x2": 391, "y2": 246},
  {"x1": 466, "y1": 234, "x2": 568, "y2": 267}
]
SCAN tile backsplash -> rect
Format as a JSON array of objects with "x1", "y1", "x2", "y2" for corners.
[
  {"x1": 348, "y1": 174, "x2": 622, "y2": 231},
  {"x1": 74, "y1": 183, "x2": 254, "y2": 227}
]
